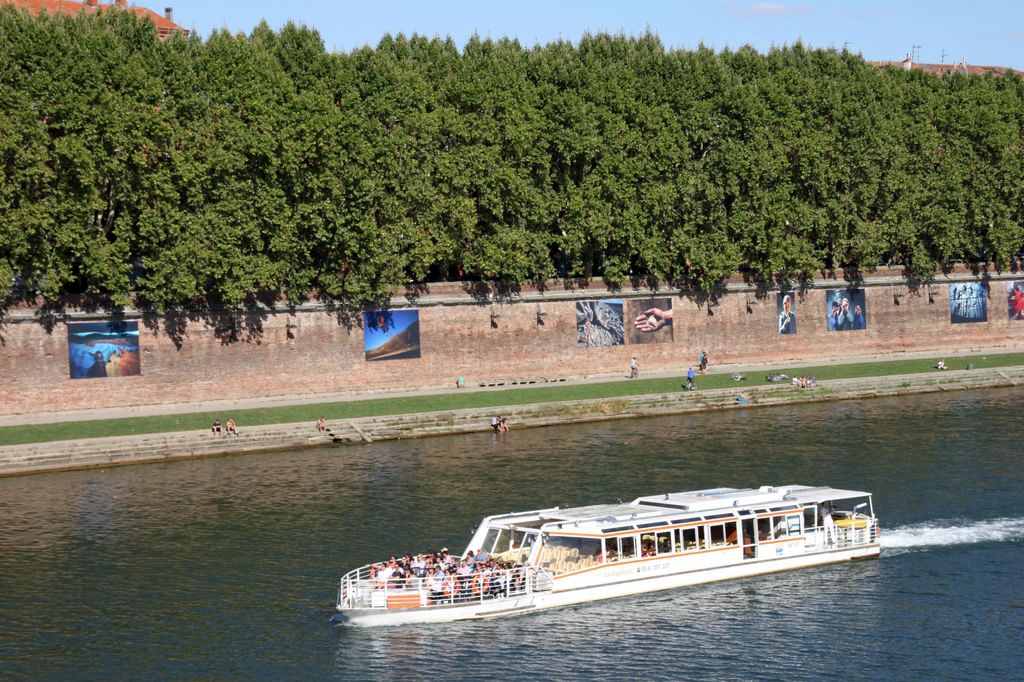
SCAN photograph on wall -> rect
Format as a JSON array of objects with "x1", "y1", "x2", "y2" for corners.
[
  {"x1": 625, "y1": 298, "x2": 673, "y2": 345},
  {"x1": 364, "y1": 309, "x2": 421, "y2": 361},
  {"x1": 576, "y1": 300, "x2": 624, "y2": 348},
  {"x1": 825, "y1": 289, "x2": 867, "y2": 331},
  {"x1": 950, "y1": 283, "x2": 987, "y2": 324},
  {"x1": 67, "y1": 321, "x2": 141, "y2": 379},
  {"x1": 1007, "y1": 281, "x2": 1024, "y2": 320},
  {"x1": 777, "y1": 292, "x2": 797, "y2": 335}
]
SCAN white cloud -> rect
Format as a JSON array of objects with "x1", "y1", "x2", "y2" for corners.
[{"x1": 730, "y1": 3, "x2": 812, "y2": 18}]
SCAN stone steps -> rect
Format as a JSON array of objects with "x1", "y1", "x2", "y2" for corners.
[{"x1": 2, "y1": 366, "x2": 1021, "y2": 477}]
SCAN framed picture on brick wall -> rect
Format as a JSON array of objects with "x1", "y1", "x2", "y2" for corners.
[
  {"x1": 67, "y1": 321, "x2": 141, "y2": 379},
  {"x1": 576, "y1": 300, "x2": 624, "y2": 348},
  {"x1": 777, "y1": 292, "x2": 797, "y2": 335},
  {"x1": 950, "y1": 283, "x2": 987, "y2": 324},
  {"x1": 364, "y1": 309, "x2": 421, "y2": 361},
  {"x1": 825, "y1": 289, "x2": 866, "y2": 332},
  {"x1": 625, "y1": 298, "x2": 673, "y2": 344},
  {"x1": 1006, "y1": 281, "x2": 1024, "y2": 321}
]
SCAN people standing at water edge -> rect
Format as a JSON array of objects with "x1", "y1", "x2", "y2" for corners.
[
  {"x1": 629, "y1": 356, "x2": 639, "y2": 378},
  {"x1": 491, "y1": 416, "x2": 500, "y2": 433},
  {"x1": 499, "y1": 417, "x2": 509, "y2": 433}
]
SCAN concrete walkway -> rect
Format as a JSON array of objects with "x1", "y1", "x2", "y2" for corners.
[
  {"x1": 0, "y1": 348, "x2": 996, "y2": 428},
  {"x1": 2, "y1": 364, "x2": 1020, "y2": 478}
]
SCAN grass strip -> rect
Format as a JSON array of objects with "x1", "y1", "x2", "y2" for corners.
[{"x1": 3, "y1": 352, "x2": 1021, "y2": 447}]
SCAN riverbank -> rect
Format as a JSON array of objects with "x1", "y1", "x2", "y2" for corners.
[{"x1": 1, "y1": 362, "x2": 1021, "y2": 477}]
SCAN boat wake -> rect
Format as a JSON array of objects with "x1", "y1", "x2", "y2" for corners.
[{"x1": 880, "y1": 517, "x2": 1024, "y2": 554}]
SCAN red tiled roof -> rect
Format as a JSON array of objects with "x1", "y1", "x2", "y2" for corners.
[{"x1": 3, "y1": 0, "x2": 188, "y2": 37}]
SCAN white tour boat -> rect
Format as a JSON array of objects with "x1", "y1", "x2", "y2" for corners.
[{"x1": 335, "y1": 484, "x2": 879, "y2": 626}]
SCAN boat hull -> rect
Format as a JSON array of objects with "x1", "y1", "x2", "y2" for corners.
[{"x1": 335, "y1": 543, "x2": 880, "y2": 627}]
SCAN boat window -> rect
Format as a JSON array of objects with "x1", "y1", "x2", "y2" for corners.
[
  {"x1": 707, "y1": 522, "x2": 739, "y2": 547},
  {"x1": 724, "y1": 521, "x2": 738, "y2": 546},
  {"x1": 490, "y1": 528, "x2": 514, "y2": 560},
  {"x1": 603, "y1": 526, "x2": 634, "y2": 533},
  {"x1": 772, "y1": 517, "x2": 789, "y2": 538},
  {"x1": 656, "y1": 530, "x2": 674, "y2": 555},
  {"x1": 640, "y1": 533, "x2": 657, "y2": 557},
  {"x1": 540, "y1": 536, "x2": 603, "y2": 575},
  {"x1": 681, "y1": 527, "x2": 699, "y2": 550},
  {"x1": 638, "y1": 521, "x2": 667, "y2": 529},
  {"x1": 480, "y1": 528, "x2": 501, "y2": 556},
  {"x1": 514, "y1": 531, "x2": 537, "y2": 563},
  {"x1": 787, "y1": 514, "x2": 802, "y2": 535},
  {"x1": 803, "y1": 505, "x2": 818, "y2": 529},
  {"x1": 708, "y1": 524, "x2": 726, "y2": 546},
  {"x1": 757, "y1": 517, "x2": 773, "y2": 541},
  {"x1": 618, "y1": 535, "x2": 636, "y2": 560}
]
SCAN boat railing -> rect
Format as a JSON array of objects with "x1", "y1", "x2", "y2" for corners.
[
  {"x1": 337, "y1": 564, "x2": 552, "y2": 610},
  {"x1": 804, "y1": 514, "x2": 878, "y2": 551}
]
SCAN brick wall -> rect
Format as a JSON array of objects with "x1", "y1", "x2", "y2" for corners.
[{"x1": 1, "y1": 270, "x2": 1022, "y2": 416}]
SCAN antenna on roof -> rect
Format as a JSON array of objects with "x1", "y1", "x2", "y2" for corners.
[
  {"x1": 940, "y1": 49, "x2": 947, "y2": 64},
  {"x1": 912, "y1": 44, "x2": 922, "y2": 62}
]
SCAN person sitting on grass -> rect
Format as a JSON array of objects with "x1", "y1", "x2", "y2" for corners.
[{"x1": 935, "y1": 360, "x2": 947, "y2": 370}]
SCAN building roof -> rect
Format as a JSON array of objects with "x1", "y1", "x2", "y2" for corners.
[
  {"x1": 869, "y1": 58, "x2": 1016, "y2": 77},
  {"x1": 3, "y1": 0, "x2": 188, "y2": 38}
]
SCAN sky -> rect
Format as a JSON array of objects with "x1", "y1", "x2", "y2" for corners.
[{"x1": 161, "y1": 0, "x2": 1024, "y2": 70}]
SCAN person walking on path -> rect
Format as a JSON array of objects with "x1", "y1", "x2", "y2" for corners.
[
  {"x1": 699, "y1": 351, "x2": 709, "y2": 374},
  {"x1": 629, "y1": 356, "x2": 639, "y2": 378},
  {"x1": 685, "y1": 367, "x2": 696, "y2": 391}
]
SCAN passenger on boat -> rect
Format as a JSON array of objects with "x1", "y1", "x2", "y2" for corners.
[
  {"x1": 821, "y1": 501, "x2": 837, "y2": 545},
  {"x1": 428, "y1": 567, "x2": 446, "y2": 603}
]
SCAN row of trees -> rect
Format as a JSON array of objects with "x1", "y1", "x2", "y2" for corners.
[{"x1": 2, "y1": 7, "x2": 1023, "y2": 310}]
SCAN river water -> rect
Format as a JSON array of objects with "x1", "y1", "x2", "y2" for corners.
[{"x1": 1, "y1": 388, "x2": 1022, "y2": 680}]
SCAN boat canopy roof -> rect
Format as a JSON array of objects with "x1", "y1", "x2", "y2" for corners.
[{"x1": 480, "y1": 485, "x2": 871, "y2": 534}]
